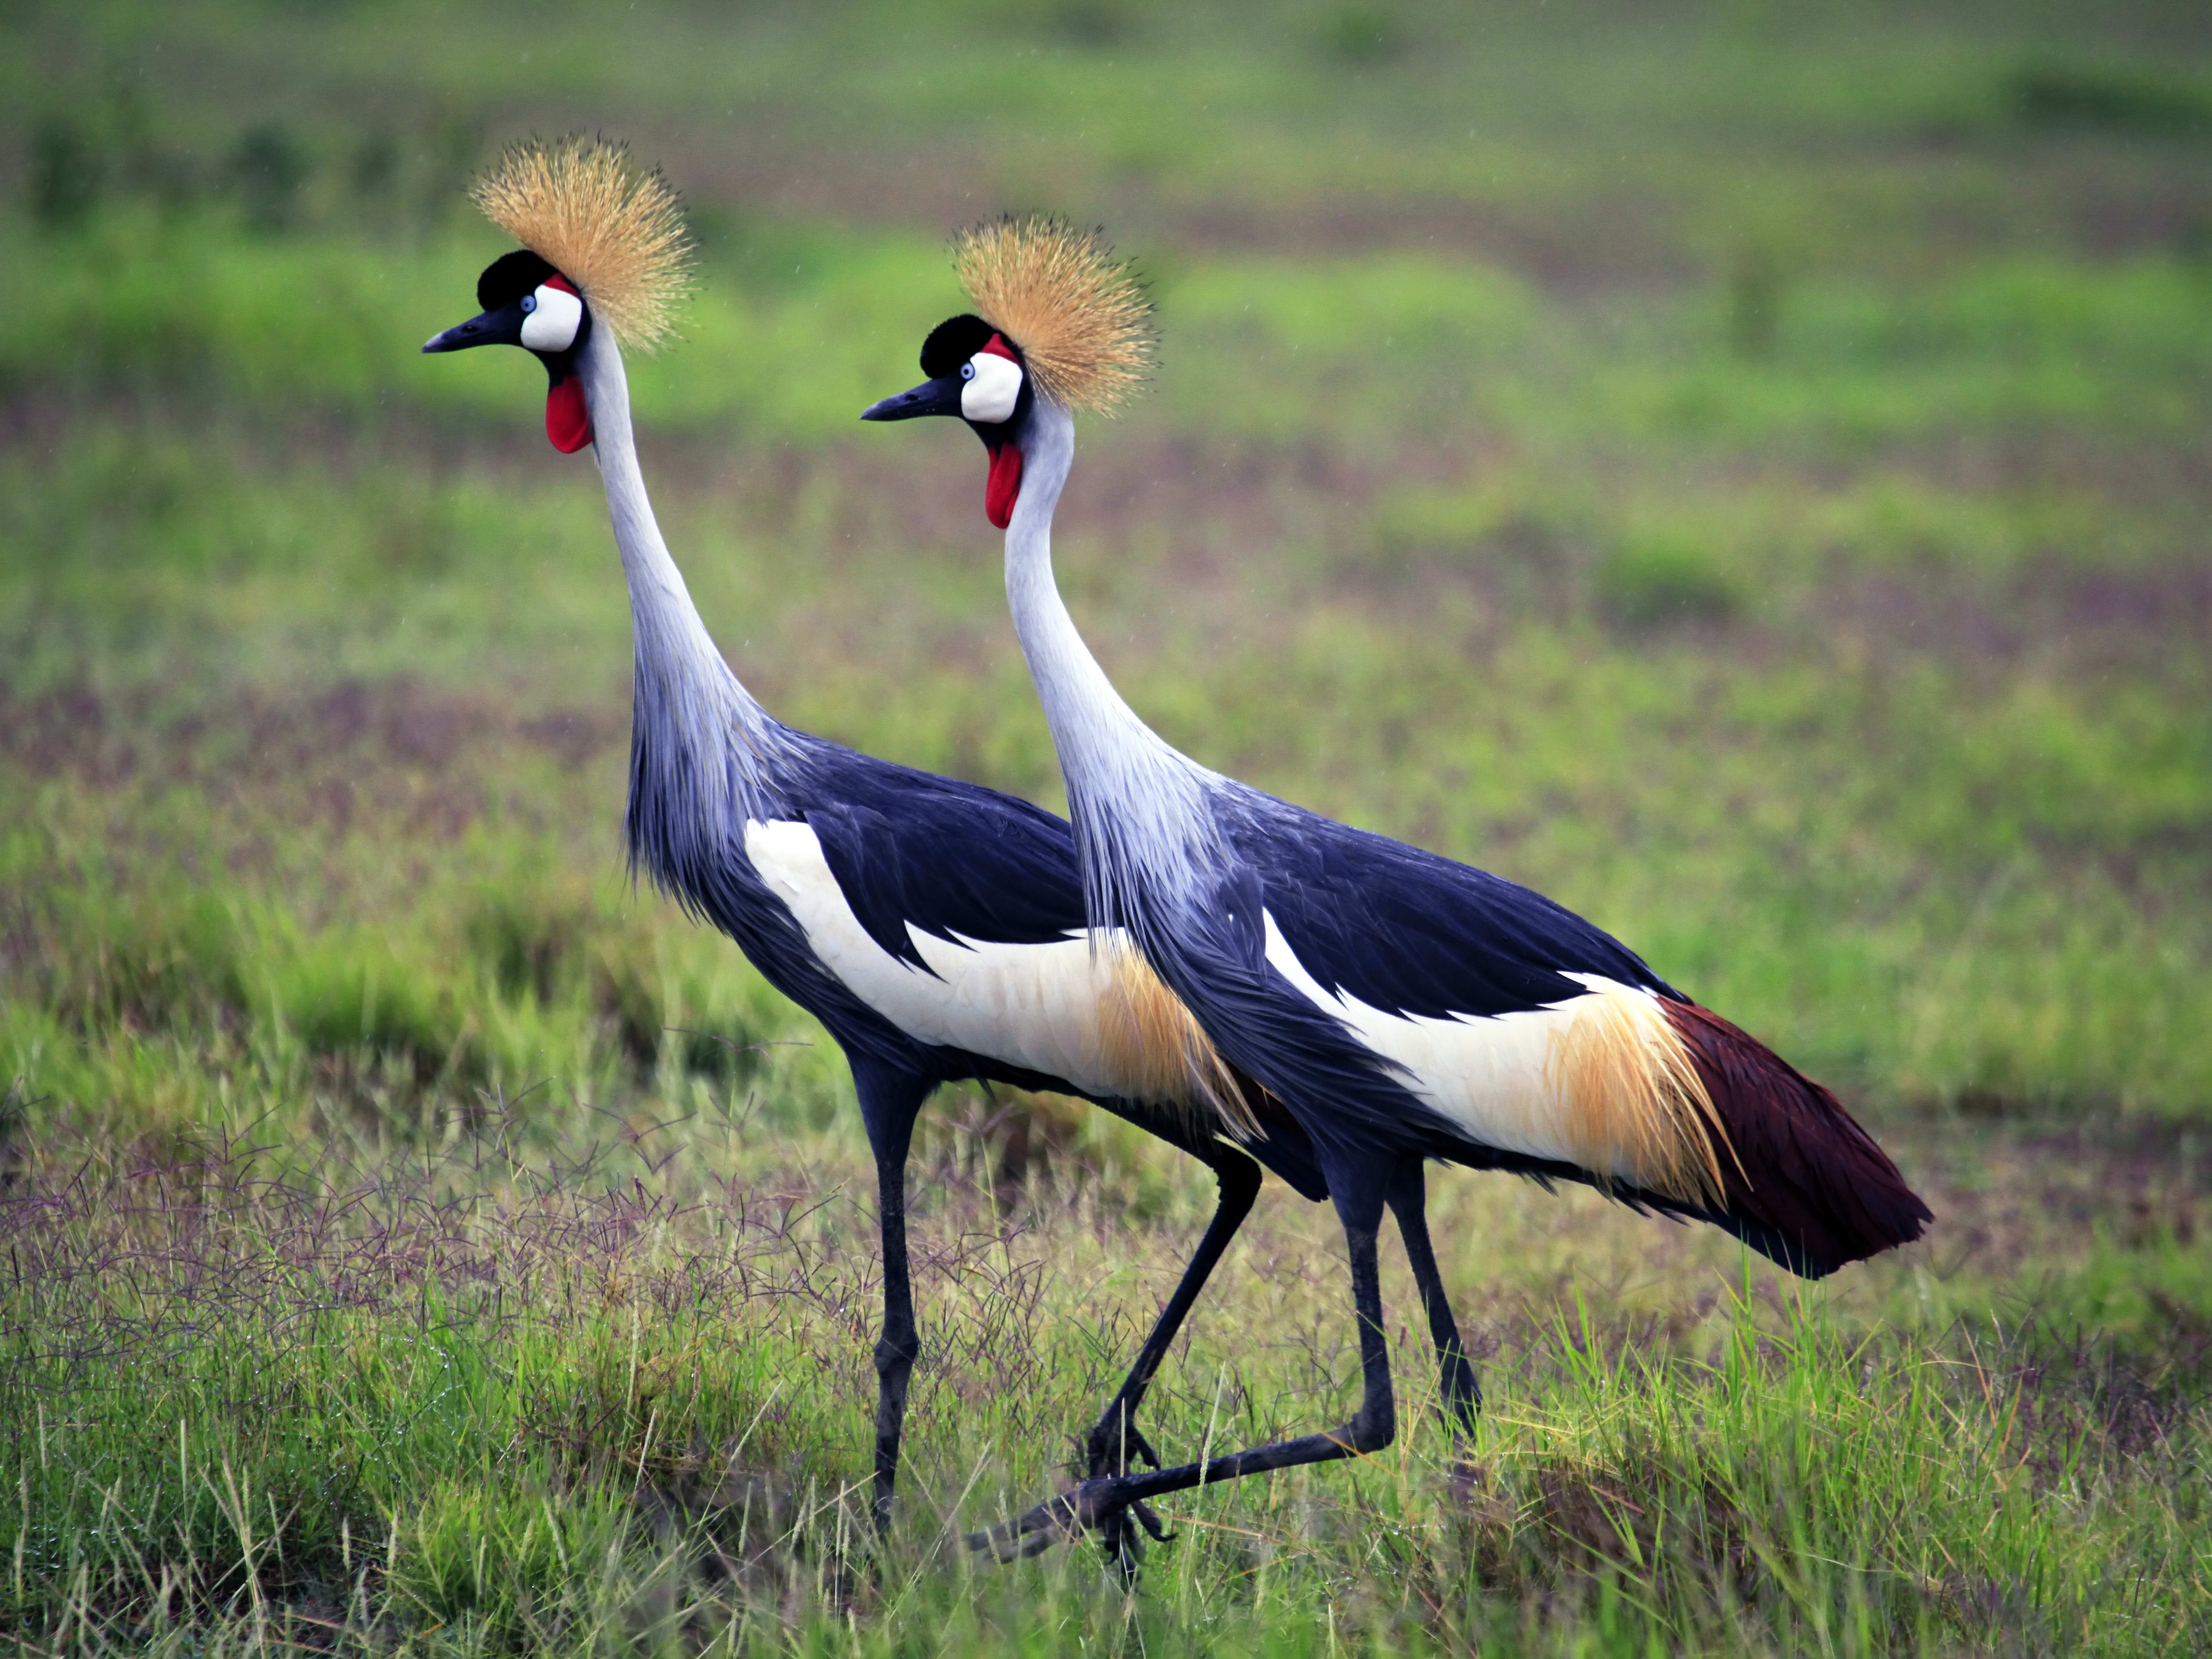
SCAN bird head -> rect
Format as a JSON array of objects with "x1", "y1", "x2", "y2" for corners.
[
  {"x1": 423, "y1": 249, "x2": 596, "y2": 453},
  {"x1": 862, "y1": 217, "x2": 1153, "y2": 530},
  {"x1": 861, "y1": 312, "x2": 1034, "y2": 528},
  {"x1": 421, "y1": 137, "x2": 692, "y2": 457}
]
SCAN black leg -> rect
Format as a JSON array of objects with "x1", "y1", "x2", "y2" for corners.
[
  {"x1": 1086, "y1": 1143, "x2": 1262, "y2": 1475},
  {"x1": 1387, "y1": 1157, "x2": 1480, "y2": 1438},
  {"x1": 1080, "y1": 1142, "x2": 1263, "y2": 1572},
  {"x1": 973, "y1": 1157, "x2": 1396, "y2": 1562},
  {"x1": 851, "y1": 1060, "x2": 932, "y2": 1535}
]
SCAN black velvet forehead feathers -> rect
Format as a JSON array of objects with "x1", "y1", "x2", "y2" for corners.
[
  {"x1": 477, "y1": 249, "x2": 559, "y2": 313},
  {"x1": 920, "y1": 313, "x2": 1012, "y2": 379}
]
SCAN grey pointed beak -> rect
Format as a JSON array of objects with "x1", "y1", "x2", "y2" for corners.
[
  {"x1": 423, "y1": 303, "x2": 528, "y2": 353},
  {"x1": 862, "y1": 375, "x2": 966, "y2": 422}
]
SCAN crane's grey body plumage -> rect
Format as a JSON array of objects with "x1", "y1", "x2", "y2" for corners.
[{"x1": 956, "y1": 384, "x2": 1929, "y2": 1562}]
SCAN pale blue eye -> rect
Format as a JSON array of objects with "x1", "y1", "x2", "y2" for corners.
[
  {"x1": 521, "y1": 294, "x2": 537, "y2": 313},
  {"x1": 961, "y1": 362, "x2": 975, "y2": 380}
]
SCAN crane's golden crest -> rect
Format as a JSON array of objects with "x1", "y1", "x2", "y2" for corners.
[
  {"x1": 472, "y1": 137, "x2": 692, "y2": 352},
  {"x1": 1548, "y1": 985, "x2": 1741, "y2": 1206},
  {"x1": 952, "y1": 217, "x2": 1155, "y2": 415}
]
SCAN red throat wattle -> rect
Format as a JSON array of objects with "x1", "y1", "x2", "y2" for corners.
[
  {"x1": 984, "y1": 443, "x2": 1023, "y2": 529},
  {"x1": 546, "y1": 377, "x2": 592, "y2": 454}
]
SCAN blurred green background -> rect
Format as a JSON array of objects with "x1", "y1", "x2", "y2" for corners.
[
  {"x1": 4, "y1": 3, "x2": 2212, "y2": 1652},
  {"x1": 5, "y1": 0, "x2": 2207, "y2": 1129}
]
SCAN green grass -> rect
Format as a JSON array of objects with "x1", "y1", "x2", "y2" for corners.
[
  {"x1": 4, "y1": 0, "x2": 2211, "y2": 1650},
  {"x1": 5, "y1": 1112, "x2": 2209, "y2": 1656}
]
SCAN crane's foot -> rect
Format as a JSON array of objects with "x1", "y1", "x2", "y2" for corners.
[
  {"x1": 966, "y1": 1473, "x2": 1170, "y2": 1578},
  {"x1": 1072, "y1": 1410, "x2": 1172, "y2": 1575},
  {"x1": 1097, "y1": 1492, "x2": 1172, "y2": 1581}
]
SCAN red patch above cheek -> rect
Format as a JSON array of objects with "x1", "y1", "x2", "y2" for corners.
[
  {"x1": 984, "y1": 443, "x2": 1024, "y2": 529},
  {"x1": 546, "y1": 376, "x2": 593, "y2": 454}
]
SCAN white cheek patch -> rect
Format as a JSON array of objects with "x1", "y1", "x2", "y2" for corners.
[
  {"x1": 520, "y1": 284, "x2": 583, "y2": 353},
  {"x1": 961, "y1": 352, "x2": 1023, "y2": 423}
]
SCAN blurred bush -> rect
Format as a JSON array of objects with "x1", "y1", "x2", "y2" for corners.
[
  {"x1": 1319, "y1": 5, "x2": 1405, "y2": 64},
  {"x1": 1595, "y1": 534, "x2": 1742, "y2": 630},
  {"x1": 229, "y1": 123, "x2": 311, "y2": 234},
  {"x1": 29, "y1": 114, "x2": 104, "y2": 229},
  {"x1": 2006, "y1": 62, "x2": 2212, "y2": 137}
]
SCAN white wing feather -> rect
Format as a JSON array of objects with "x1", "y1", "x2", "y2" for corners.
[{"x1": 744, "y1": 818, "x2": 1134, "y2": 1096}]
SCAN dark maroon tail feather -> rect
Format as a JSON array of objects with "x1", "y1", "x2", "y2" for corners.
[{"x1": 1661, "y1": 1001, "x2": 1932, "y2": 1277}]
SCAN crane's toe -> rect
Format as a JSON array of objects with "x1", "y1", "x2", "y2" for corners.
[
  {"x1": 1134, "y1": 1498, "x2": 1170, "y2": 1539},
  {"x1": 966, "y1": 1491, "x2": 1084, "y2": 1561},
  {"x1": 967, "y1": 1472, "x2": 1158, "y2": 1566}
]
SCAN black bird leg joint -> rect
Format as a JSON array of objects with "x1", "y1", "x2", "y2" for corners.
[{"x1": 972, "y1": 1169, "x2": 1397, "y2": 1571}]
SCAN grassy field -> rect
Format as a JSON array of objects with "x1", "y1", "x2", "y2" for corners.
[{"x1": 3, "y1": 0, "x2": 2211, "y2": 1651}]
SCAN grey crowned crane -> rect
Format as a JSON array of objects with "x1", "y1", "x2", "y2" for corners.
[
  {"x1": 865, "y1": 218, "x2": 1932, "y2": 1558},
  {"x1": 420, "y1": 143, "x2": 1331, "y2": 1542}
]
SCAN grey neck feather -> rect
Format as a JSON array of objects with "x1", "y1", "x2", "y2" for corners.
[
  {"x1": 1003, "y1": 400, "x2": 1224, "y2": 932},
  {"x1": 576, "y1": 324, "x2": 789, "y2": 869}
]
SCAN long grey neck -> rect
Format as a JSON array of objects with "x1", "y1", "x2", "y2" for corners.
[
  {"x1": 1003, "y1": 400, "x2": 1222, "y2": 931},
  {"x1": 576, "y1": 324, "x2": 786, "y2": 867}
]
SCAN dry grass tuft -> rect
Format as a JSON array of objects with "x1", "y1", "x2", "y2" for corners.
[
  {"x1": 472, "y1": 136, "x2": 693, "y2": 352},
  {"x1": 953, "y1": 216, "x2": 1155, "y2": 415}
]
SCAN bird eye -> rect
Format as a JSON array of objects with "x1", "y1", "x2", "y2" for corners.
[
  {"x1": 961, "y1": 362, "x2": 976, "y2": 381},
  {"x1": 521, "y1": 294, "x2": 538, "y2": 314}
]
